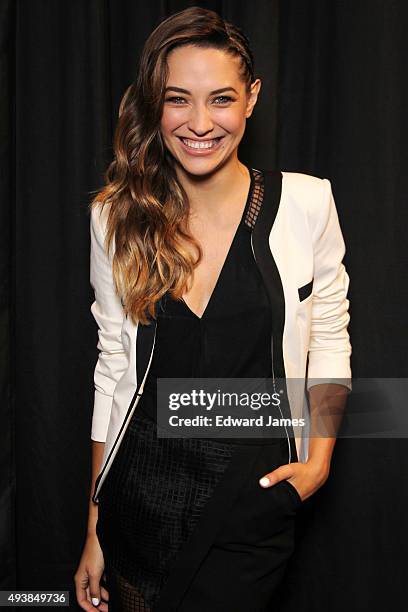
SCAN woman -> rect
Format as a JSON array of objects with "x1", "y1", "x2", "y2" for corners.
[{"x1": 75, "y1": 6, "x2": 352, "y2": 612}]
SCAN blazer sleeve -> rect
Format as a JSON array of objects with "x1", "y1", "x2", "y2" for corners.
[
  {"x1": 89, "y1": 203, "x2": 128, "y2": 442},
  {"x1": 306, "y1": 178, "x2": 352, "y2": 391}
]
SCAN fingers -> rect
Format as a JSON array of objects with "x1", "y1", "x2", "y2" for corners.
[
  {"x1": 100, "y1": 585, "x2": 110, "y2": 602},
  {"x1": 75, "y1": 568, "x2": 109, "y2": 611},
  {"x1": 259, "y1": 463, "x2": 294, "y2": 488},
  {"x1": 89, "y1": 572, "x2": 102, "y2": 608},
  {"x1": 86, "y1": 586, "x2": 109, "y2": 612},
  {"x1": 95, "y1": 583, "x2": 109, "y2": 612},
  {"x1": 99, "y1": 571, "x2": 110, "y2": 605},
  {"x1": 74, "y1": 571, "x2": 96, "y2": 612}
]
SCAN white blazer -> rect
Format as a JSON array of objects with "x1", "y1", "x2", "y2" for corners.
[{"x1": 89, "y1": 169, "x2": 352, "y2": 503}]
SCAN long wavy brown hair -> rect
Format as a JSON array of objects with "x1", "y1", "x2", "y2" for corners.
[{"x1": 89, "y1": 6, "x2": 256, "y2": 326}]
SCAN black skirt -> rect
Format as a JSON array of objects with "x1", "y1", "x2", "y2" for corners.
[
  {"x1": 96, "y1": 168, "x2": 302, "y2": 611},
  {"x1": 97, "y1": 410, "x2": 301, "y2": 612}
]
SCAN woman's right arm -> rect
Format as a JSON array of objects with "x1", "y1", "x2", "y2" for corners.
[{"x1": 74, "y1": 202, "x2": 128, "y2": 611}]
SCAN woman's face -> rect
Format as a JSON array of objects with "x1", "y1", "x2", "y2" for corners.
[{"x1": 160, "y1": 44, "x2": 261, "y2": 176}]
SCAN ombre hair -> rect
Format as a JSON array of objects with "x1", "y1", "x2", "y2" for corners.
[{"x1": 89, "y1": 6, "x2": 256, "y2": 325}]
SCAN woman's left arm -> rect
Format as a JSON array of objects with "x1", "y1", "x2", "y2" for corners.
[{"x1": 259, "y1": 178, "x2": 352, "y2": 499}]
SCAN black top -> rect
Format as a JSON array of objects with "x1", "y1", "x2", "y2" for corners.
[{"x1": 137, "y1": 167, "x2": 275, "y2": 422}]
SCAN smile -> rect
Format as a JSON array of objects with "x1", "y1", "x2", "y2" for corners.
[
  {"x1": 178, "y1": 136, "x2": 224, "y2": 154},
  {"x1": 180, "y1": 137, "x2": 222, "y2": 149}
]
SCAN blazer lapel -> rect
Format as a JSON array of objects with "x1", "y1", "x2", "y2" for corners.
[
  {"x1": 251, "y1": 169, "x2": 286, "y2": 379},
  {"x1": 251, "y1": 170, "x2": 298, "y2": 460}
]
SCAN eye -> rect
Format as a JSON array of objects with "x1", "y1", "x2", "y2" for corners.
[
  {"x1": 165, "y1": 96, "x2": 186, "y2": 104},
  {"x1": 213, "y1": 95, "x2": 233, "y2": 104}
]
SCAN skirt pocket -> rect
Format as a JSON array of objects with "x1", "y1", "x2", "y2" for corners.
[
  {"x1": 213, "y1": 439, "x2": 299, "y2": 550},
  {"x1": 280, "y1": 478, "x2": 303, "y2": 510}
]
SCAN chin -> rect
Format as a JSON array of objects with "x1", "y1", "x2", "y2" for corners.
[{"x1": 179, "y1": 160, "x2": 223, "y2": 177}]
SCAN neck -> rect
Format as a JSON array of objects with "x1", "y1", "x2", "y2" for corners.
[{"x1": 175, "y1": 158, "x2": 251, "y2": 221}]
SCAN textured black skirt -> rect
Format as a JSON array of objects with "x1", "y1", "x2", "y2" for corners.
[{"x1": 96, "y1": 405, "x2": 301, "y2": 612}]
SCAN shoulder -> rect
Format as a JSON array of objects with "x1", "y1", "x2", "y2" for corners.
[
  {"x1": 90, "y1": 200, "x2": 114, "y2": 251},
  {"x1": 90, "y1": 200, "x2": 109, "y2": 236},
  {"x1": 280, "y1": 170, "x2": 331, "y2": 207},
  {"x1": 280, "y1": 169, "x2": 325, "y2": 190},
  {"x1": 90, "y1": 200, "x2": 115, "y2": 261},
  {"x1": 279, "y1": 170, "x2": 334, "y2": 231}
]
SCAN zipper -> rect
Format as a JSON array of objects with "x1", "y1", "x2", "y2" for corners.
[
  {"x1": 250, "y1": 232, "x2": 292, "y2": 463},
  {"x1": 92, "y1": 322, "x2": 158, "y2": 503}
]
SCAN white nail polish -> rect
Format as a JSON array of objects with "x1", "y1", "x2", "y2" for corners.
[
  {"x1": 259, "y1": 477, "x2": 270, "y2": 487},
  {"x1": 92, "y1": 597, "x2": 100, "y2": 606}
]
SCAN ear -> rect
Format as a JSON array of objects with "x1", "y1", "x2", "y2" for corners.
[{"x1": 246, "y1": 78, "x2": 262, "y2": 118}]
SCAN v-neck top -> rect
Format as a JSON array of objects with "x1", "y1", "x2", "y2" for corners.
[{"x1": 138, "y1": 167, "x2": 273, "y2": 420}]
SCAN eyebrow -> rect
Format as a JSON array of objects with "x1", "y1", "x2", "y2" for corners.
[{"x1": 164, "y1": 86, "x2": 238, "y2": 95}]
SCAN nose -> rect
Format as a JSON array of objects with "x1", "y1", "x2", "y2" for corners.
[{"x1": 187, "y1": 102, "x2": 214, "y2": 135}]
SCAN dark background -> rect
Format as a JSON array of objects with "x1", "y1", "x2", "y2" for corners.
[{"x1": 1, "y1": 0, "x2": 407, "y2": 609}]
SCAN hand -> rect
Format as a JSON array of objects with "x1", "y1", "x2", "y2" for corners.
[
  {"x1": 258, "y1": 459, "x2": 330, "y2": 502},
  {"x1": 74, "y1": 533, "x2": 109, "y2": 611}
]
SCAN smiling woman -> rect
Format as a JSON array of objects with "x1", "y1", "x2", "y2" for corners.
[{"x1": 74, "y1": 5, "x2": 352, "y2": 612}]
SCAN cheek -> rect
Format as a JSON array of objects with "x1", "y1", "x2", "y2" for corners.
[
  {"x1": 216, "y1": 109, "x2": 246, "y2": 135},
  {"x1": 161, "y1": 108, "x2": 184, "y2": 133},
  {"x1": 160, "y1": 114, "x2": 172, "y2": 135}
]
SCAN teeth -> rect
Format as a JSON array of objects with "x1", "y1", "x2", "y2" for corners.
[{"x1": 181, "y1": 138, "x2": 220, "y2": 149}]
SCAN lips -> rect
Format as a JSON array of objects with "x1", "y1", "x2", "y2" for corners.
[{"x1": 177, "y1": 136, "x2": 225, "y2": 155}]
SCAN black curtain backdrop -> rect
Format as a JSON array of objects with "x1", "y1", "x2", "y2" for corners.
[{"x1": 1, "y1": 1, "x2": 407, "y2": 610}]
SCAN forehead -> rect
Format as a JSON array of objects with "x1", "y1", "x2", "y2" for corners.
[{"x1": 166, "y1": 45, "x2": 242, "y2": 88}]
